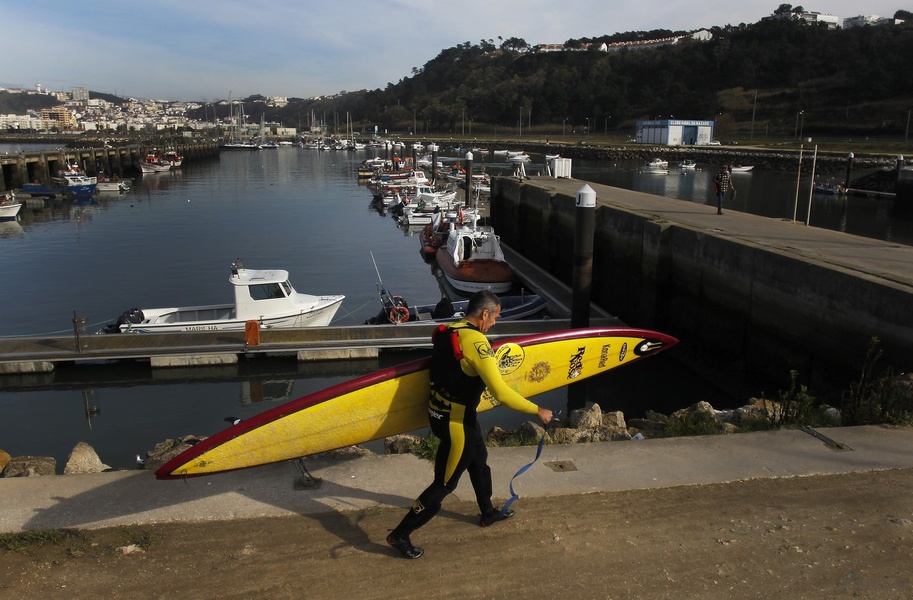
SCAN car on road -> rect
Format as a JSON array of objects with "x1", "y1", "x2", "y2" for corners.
[{"x1": 709, "y1": 140, "x2": 721, "y2": 146}]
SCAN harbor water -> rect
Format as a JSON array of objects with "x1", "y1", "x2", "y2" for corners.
[{"x1": 1, "y1": 143, "x2": 908, "y2": 470}]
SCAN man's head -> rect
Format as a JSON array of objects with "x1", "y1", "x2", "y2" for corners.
[{"x1": 466, "y1": 290, "x2": 502, "y2": 333}]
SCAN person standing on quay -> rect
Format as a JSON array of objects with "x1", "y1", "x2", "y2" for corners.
[
  {"x1": 713, "y1": 165, "x2": 734, "y2": 215},
  {"x1": 386, "y1": 290, "x2": 553, "y2": 559}
]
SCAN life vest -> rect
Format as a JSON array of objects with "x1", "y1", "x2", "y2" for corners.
[{"x1": 429, "y1": 322, "x2": 487, "y2": 411}]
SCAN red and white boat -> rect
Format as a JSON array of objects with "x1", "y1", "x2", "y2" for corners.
[{"x1": 434, "y1": 213, "x2": 514, "y2": 294}]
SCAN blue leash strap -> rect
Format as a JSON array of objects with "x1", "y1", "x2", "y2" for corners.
[{"x1": 498, "y1": 411, "x2": 560, "y2": 518}]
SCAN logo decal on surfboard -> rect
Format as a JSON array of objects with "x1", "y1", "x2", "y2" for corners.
[
  {"x1": 619, "y1": 342, "x2": 628, "y2": 362},
  {"x1": 526, "y1": 361, "x2": 551, "y2": 383},
  {"x1": 598, "y1": 344, "x2": 612, "y2": 368},
  {"x1": 496, "y1": 343, "x2": 525, "y2": 375},
  {"x1": 568, "y1": 346, "x2": 586, "y2": 379}
]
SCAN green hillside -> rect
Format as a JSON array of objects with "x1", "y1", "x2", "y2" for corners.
[{"x1": 274, "y1": 10, "x2": 913, "y2": 140}]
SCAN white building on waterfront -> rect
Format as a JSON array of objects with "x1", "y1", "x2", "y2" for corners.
[{"x1": 634, "y1": 119, "x2": 715, "y2": 146}]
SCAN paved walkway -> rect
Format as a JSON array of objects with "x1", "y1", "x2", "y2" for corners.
[
  {"x1": 524, "y1": 175, "x2": 913, "y2": 289},
  {"x1": 1, "y1": 425, "x2": 911, "y2": 533}
]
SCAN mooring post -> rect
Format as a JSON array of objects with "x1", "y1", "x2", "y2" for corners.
[
  {"x1": 844, "y1": 152, "x2": 854, "y2": 190},
  {"x1": 567, "y1": 184, "x2": 597, "y2": 412},
  {"x1": 429, "y1": 143, "x2": 439, "y2": 185},
  {"x1": 571, "y1": 184, "x2": 596, "y2": 328},
  {"x1": 72, "y1": 310, "x2": 87, "y2": 353},
  {"x1": 464, "y1": 151, "x2": 474, "y2": 206}
]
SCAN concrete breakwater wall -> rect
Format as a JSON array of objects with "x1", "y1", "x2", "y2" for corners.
[
  {"x1": 480, "y1": 141, "x2": 901, "y2": 177},
  {"x1": 491, "y1": 176, "x2": 913, "y2": 400}
]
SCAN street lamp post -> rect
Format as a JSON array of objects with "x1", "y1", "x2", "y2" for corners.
[
  {"x1": 585, "y1": 117, "x2": 589, "y2": 136},
  {"x1": 563, "y1": 117, "x2": 567, "y2": 136},
  {"x1": 795, "y1": 110, "x2": 804, "y2": 139},
  {"x1": 799, "y1": 112, "x2": 805, "y2": 141}
]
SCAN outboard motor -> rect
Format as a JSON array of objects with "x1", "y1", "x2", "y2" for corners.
[
  {"x1": 101, "y1": 307, "x2": 145, "y2": 333},
  {"x1": 432, "y1": 296, "x2": 454, "y2": 319}
]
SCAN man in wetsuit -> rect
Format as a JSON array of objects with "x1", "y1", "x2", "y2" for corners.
[{"x1": 387, "y1": 290, "x2": 553, "y2": 559}]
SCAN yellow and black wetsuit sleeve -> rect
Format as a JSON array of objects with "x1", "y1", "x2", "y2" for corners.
[{"x1": 457, "y1": 327, "x2": 539, "y2": 415}]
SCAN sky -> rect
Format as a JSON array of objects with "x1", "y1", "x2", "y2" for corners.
[{"x1": 0, "y1": 1, "x2": 903, "y2": 102}]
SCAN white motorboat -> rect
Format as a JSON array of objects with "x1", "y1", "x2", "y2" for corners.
[
  {"x1": 644, "y1": 158, "x2": 669, "y2": 170},
  {"x1": 95, "y1": 181, "x2": 130, "y2": 193},
  {"x1": 96, "y1": 175, "x2": 131, "y2": 193},
  {"x1": 137, "y1": 160, "x2": 171, "y2": 173},
  {"x1": 729, "y1": 165, "x2": 754, "y2": 172},
  {"x1": 679, "y1": 159, "x2": 697, "y2": 169},
  {"x1": 99, "y1": 259, "x2": 345, "y2": 333},
  {"x1": 0, "y1": 193, "x2": 22, "y2": 221}
]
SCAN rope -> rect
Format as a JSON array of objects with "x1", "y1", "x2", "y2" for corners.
[
  {"x1": 498, "y1": 410, "x2": 561, "y2": 518},
  {"x1": 0, "y1": 319, "x2": 111, "y2": 338},
  {"x1": 329, "y1": 295, "x2": 379, "y2": 324}
]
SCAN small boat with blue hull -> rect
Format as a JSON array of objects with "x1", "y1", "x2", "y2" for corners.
[
  {"x1": 52, "y1": 163, "x2": 97, "y2": 195},
  {"x1": 366, "y1": 293, "x2": 548, "y2": 325}
]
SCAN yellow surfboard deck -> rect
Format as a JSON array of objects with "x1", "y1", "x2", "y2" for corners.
[{"x1": 156, "y1": 327, "x2": 676, "y2": 479}]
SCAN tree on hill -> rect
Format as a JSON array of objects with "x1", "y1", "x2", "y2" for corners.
[{"x1": 0, "y1": 90, "x2": 60, "y2": 114}]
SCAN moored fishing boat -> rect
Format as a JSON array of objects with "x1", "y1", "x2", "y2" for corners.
[
  {"x1": 435, "y1": 213, "x2": 514, "y2": 294},
  {"x1": 162, "y1": 150, "x2": 184, "y2": 167},
  {"x1": 52, "y1": 163, "x2": 97, "y2": 195},
  {"x1": 99, "y1": 259, "x2": 345, "y2": 333}
]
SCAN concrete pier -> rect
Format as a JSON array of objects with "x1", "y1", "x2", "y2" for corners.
[
  {"x1": 490, "y1": 175, "x2": 913, "y2": 397},
  {"x1": 0, "y1": 141, "x2": 220, "y2": 192}
]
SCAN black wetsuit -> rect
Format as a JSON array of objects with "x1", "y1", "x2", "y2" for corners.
[{"x1": 391, "y1": 320, "x2": 538, "y2": 536}]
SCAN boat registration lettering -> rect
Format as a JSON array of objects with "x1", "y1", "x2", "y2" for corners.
[{"x1": 184, "y1": 325, "x2": 219, "y2": 332}]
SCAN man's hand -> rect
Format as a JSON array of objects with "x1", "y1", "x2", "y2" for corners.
[{"x1": 537, "y1": 407, "x2": 553, "y2": 426}]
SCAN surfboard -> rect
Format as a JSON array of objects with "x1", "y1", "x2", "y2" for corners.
[{"x1": 155, "y1": 327, "x2": 677, "y2": 479}]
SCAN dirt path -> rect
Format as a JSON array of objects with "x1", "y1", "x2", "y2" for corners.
[{"x1": 2, "y1": 469, "x2": 912, "y2": 599}]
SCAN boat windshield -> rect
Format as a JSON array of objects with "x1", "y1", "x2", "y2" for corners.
[{"x1": 249, "y1": 282, "x2": 287, "y2": 300}]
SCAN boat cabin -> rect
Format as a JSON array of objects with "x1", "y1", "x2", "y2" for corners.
[{"x1": 231, "y1": 267, "x2": 300, "y2": 320}]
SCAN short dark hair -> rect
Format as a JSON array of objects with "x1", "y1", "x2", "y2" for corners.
[{"x1": 466, "y1": 290, "x2": 501, "y2": 317}]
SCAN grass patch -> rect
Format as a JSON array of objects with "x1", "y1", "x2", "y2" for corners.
[
  {"x1": 413, "y1": 433, "x2": 440, "y2": 461},
  {"x1": 0, "y1": 529, "x2": 88, "y2": 554}
]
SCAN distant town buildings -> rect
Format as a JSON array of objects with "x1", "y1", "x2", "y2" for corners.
[
  {"x1": 764, "y1": 9, "x2": 904, "y2": 29},
  {"x1": 843, "y1": 14, "x2": 905, "y2": 28},
  {"x1": 0, "y1": 85, "x2": 294, "y2": 136},
  {"x1": 535, "y1": 30, "x2": 712, "y2": 53}
]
